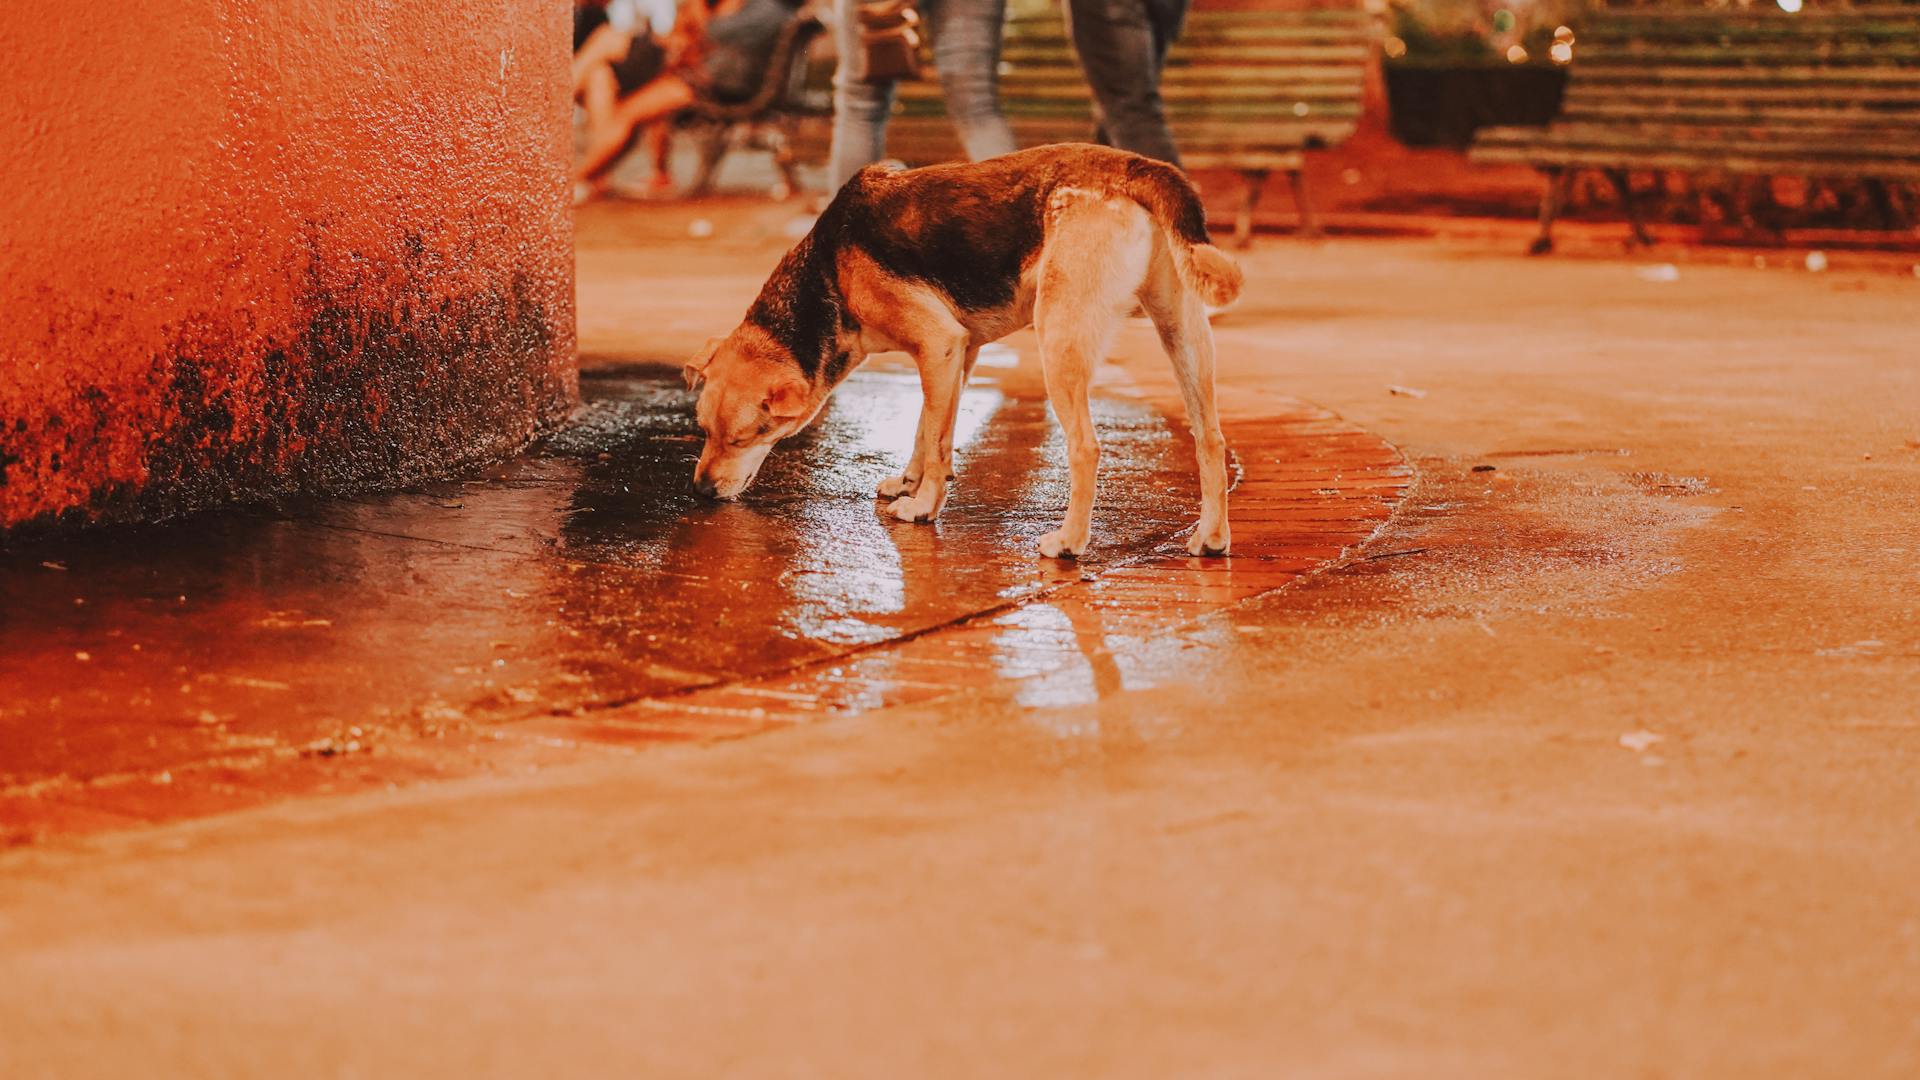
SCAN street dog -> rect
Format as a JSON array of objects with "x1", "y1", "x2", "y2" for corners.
[{"x1": 683, "y1": 143, "x2": 1243, "y2": 558}]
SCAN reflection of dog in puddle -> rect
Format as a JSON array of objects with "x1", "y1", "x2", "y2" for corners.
[{"x1": 681, "y1": 144, "x2": 1242, "y2": 558}]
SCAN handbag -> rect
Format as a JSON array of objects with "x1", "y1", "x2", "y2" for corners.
[{"x1": 853, "y1": 0, "x2": 924, "y2": 83}]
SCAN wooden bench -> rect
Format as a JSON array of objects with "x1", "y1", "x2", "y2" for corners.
[
  {"x1": 675, "y1": 12, "x2": 831, "y2": 198},
  {"x1": 1471, "y1": 3, "x2": 1920, "y2": 252},
  {"x1": 797, "y1": 8, "x2": 1371, "y2": 243}
]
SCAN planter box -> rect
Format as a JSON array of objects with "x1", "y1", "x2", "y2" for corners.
[{"x1": 1385, "y1": 63, "x2": 1568, "y2": 148}]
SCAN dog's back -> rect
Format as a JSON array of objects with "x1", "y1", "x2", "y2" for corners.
[{"x1": 820, "y1": 145, "x2": 1242, "y2": 317}]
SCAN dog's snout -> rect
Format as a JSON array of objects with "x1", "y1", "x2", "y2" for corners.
[{"x1": 692, "y1": 472, "x2": 719, "y2": 498}]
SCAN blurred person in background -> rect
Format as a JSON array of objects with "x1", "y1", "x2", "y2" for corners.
[
  {"x1": 573, "y1": 0, "x2": 798, "y2": 199},
  {"x1": 828, "y1": 0, "x2": 1018, "y2": 188},
  {"x1": 1065, "y1": 0, "x2": 1185, "y2": 167},
  {"x1": 575, "y1": 0, "x2": 675, "y2": 50}
]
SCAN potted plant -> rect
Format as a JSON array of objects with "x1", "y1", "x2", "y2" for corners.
[{"x1": 1381, "y1": 0, "x2": 1584, "y2": 147}]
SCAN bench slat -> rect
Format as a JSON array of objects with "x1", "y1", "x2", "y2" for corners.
[
  {"x1": 1575, "y1": 65, "x2": 1920, "y2": 86},
  {"x1": 1563, "y1": 101, "x2": 1920, "y2": 125},
  {"x1": 1479, "y1": 121, "x2": 1920, "y2": 157},
  {"x1": 1472, "y1": 144, "x2": 1920, "y2": 181}
]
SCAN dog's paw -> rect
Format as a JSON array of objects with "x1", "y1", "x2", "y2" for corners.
[
  {"x1": 876, "y1": 474, "x2": 917, "y2": 498},
  {"x1": 1038, "y1": 529, "x2": 1088, "y2": 559},
  {"x1": 887, "y1": 495, "x2": 938, "y2": 523},
  {"x1": 1186, "y1": 522, "x2": 1231, "y2": 557}
]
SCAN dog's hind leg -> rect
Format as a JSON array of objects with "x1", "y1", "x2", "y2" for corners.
[
  {"x1": 1142, "y1": 245, "x2": 1232, "y2": 556},
  {"x1": 886, "y1": 326, "x2": 970, "y2": 523},
  {"x1": 1033, "y1": 191, "x2": 1154, "y2": 558}
]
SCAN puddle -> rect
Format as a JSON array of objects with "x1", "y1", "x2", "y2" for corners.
[{"x1": 0, "y1": 366, "x2": 1201, "y2": 791}]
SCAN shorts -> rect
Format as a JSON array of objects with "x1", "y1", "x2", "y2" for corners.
[{"x1": 611, "y1": 34, "x2": 669, "y2": 96}]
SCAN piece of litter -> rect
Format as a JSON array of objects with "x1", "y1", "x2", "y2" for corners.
[
  {"x1": 40, "y1": 561, "x2": 67, "y2": 571},
  {"x1": 1636, "y1": 263, "x2": 1680, "y2": 283},
  {"x1": 687, "y1": 218, "x2": 715, "y2": 239},
  {"x1": 1619, "y1": 730, "x2": 1663, "y2": 752},
  {"x1": 1471, "y1": 464, "x2": 1497, "y2": 473},
  {"x1": 1386, "y1": 384, "x2": 1428, "y2": 398},
  {"x1": 1816, "y1": 639, "x2": 1884, "y2": 658},
  {"x1": 1804, "y1": 250, "x2": 1828, "y2": 273},
  {"x1": 74, "y1": 651, "x2": 91, "y2": 662}
]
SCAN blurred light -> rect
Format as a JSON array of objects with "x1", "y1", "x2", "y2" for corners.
[
  {"x1": 1777, "y1": 0, "x2": 1803, "y2": 10},
  {"x1": 1292, "y1": 101, "x2": 1310, "y2": 117},
  {"x1": 1553, "y1": 25, "x2": 1575, "y2": 43},
  {"x1": 1383, "y1": 35, "x2": 1408, "y2": 59},
  {"x1": 1493, "y1": 9, "x2": 1516, "y2": 32},
  {"x1": 1506, "y1": 44, "x2": 1529, "y2": 63},
  {"x1": 1549, "y1": 40, "x2": 1574, "y2": 63}
]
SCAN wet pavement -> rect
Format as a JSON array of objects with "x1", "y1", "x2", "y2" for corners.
[
  {"x1": 0, "y1": 363, "x2": 1163, "y2": 816},
  {"x1": 5, "y1": 207, "x2": 1919, "y2": 1077},
  {"x1": 1, "y1": 343, "x2": 1403, "y2": 838}
]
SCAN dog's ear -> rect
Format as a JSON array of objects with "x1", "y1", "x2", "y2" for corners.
[
  {"x1": 766, "y1": 375, "x2": 810, "y2": 420},
  {"x1": 683, "y1": 337, "x2": 723, "y2": 391}
]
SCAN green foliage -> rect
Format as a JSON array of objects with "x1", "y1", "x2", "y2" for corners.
[{"x1": 1386, "y1": 0, "x2": 1595, "y2": 67}]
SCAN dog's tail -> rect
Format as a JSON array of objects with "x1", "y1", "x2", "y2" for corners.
[{"x1": 1122, "y1": 158, "x2": 1244, "y2": 309}]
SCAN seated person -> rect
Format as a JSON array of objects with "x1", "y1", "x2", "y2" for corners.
[
  {"x1": 574, "y1": 0, "x2": 680, "y2": 194},
  {"x1": 573, "y1": 0, "x2": 797, "y2": 197}
]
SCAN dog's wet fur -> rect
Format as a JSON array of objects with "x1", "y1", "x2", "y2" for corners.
[{"x1": 684, "y1": 144, "x2": 1242, "y2": 558}]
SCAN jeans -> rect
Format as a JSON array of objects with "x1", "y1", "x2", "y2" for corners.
[
  {"x1": 1064, "y1": 0, "x2": 1188, "y2": 167},
  {"x1": 829, "y1": 0, "x2": 1019, "y2": 188}
]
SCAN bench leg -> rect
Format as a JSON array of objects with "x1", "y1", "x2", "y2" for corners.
[
  {"x1": 1531, "y1": 167, "x2": 1572, "y2": 256},
  {"x1": 1865, "y1": 179, "x2": 1910, "y2": 230},
  {"x1": 769, "y1": 121, "x2": 802, "y2": 201},
  {"x1": 1606, "y1": 169, "x2": 1654, "y2": 248},
  {"x1": 684, "y1": 124, "x2": 730, "y2": 198},
  {"x1": 1234, "y1": 169, "x2": 1269, "y2": 249},
  {"x1": 1287, "y1": 168, "x2": 1323, "y2": 241}
]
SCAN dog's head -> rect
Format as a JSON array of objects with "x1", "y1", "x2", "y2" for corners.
[{"x1": 682, "y1": 327, "x2": 826, "y2": 499}]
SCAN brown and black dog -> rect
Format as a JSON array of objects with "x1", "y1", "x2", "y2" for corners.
[{"x1": 683, "y1": 143, "x2": 1243, "y2": 557}]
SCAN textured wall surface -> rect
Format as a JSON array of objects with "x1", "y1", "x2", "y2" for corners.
[{"x1": 0, "y1": 1, "x2": 577, "y2": 533}]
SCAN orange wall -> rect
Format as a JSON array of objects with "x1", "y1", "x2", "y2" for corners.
[{"x1": 0, "y1": 1, "x2": 577, "y2": 532}]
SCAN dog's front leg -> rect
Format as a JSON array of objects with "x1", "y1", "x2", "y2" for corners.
[
  {"x1": 885, "y1": 335, "x2": 967, "y2": 523},
  {"x1": 876, "y1": 405, "x2": 928, "y2": 498}
]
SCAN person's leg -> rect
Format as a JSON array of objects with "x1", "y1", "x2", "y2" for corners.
[
  {"x1": 829, "y1": 0, "x2": 897, "y2": 188},
  {"x1": 1145, "y1": 0, "x2": 1187, "y2": 77},
  {"x1": 572, "y1": 25, "x2": 627, "y2": 95},
  {"x1": 576, "y1": 74, "x2": 698, "y2": 184},
  {"x1": 1064, "y1": 0, "x2": 1180, "y2": 166},
  {"x1": 646, "y1": 123, "x2": 675, "y2": 193},
  {"x1": 581, "y1": 62, "x2": 620, "y2": 138},
  {"x1": 926, "y1": 0, "x2": 1018, "y2": 161}
]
